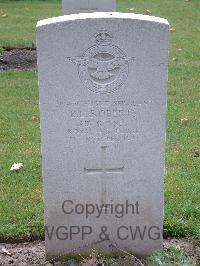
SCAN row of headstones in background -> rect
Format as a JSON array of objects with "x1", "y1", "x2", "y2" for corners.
[
  {"x1": 62, "y1": 0, "x2": 116, "y2": 14},
  {"x1": 37, "y1": 12, "x2": 169, "y2": 259}
]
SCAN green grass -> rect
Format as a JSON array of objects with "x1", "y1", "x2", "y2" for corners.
[
  {"x1": 165, "y1": 64, "x2": 200, "y2": 240},
  {"x1": 0, "y1": 0, "x2": 199, "y2": 242},
  {"x1": 0, "y1": 0, "x2": 61, "y2": 48},
  {"x1": 0, "y1": 71, "x2": 43, "y2": 241}
]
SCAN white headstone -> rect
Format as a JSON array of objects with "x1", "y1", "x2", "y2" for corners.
[
  {"x1": 62, "y1": 0, "x2": 116, "y2": 15},
  {"x1": 37, "y1": 13, "x2": 169, "y2": 259}
]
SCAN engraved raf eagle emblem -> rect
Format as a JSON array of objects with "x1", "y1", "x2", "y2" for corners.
[{"x1": 67, "y1": 31, "x2": 134, "y2": 94}]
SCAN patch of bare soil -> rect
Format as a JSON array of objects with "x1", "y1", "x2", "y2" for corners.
[
  {"x1": 0, "y1": 238, "x2": 199, "y2": 266},
  {"x1": 163, "y1": 238, "x2": 199, "y2": 262},
  {"x1": 0, "y1": 49, "x2": 37, "y2": 71}
]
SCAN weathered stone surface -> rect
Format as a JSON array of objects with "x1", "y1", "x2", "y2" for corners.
[
  {"x1": 62, "y1": 0, "x2": 116, "y2": 15},
  {"x1": 36, "y1": 13, "x2": 169, "y2": 258}
]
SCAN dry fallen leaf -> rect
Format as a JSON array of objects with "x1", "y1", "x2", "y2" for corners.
[
  {"x1": 10, "y1": 163, "x2": 23, "y2": 172},
  {"x1": 181, "y1": 117, "x2": 189, "y2": 125},
  {"x1": 145, "y1": 9, "x2": 152, "y2": 15},
  {"x1": 1, "y1": 13, "x2": 8, "y2": 18},
  {"x1": 32, "y1": 115, "x2": 39, "y2": 121},
  {"x1": 170, "y1": 27, "x2": 176, "y2": 33},
  {"x1": 129, "y1": 8, "x2": 134, "y2": 11},
  {"x1": 178, "y1": 48, "x2": 183, "y2": 51},
  {"x1": 0, "y1": 245, "x2": 12, "y2": 256}
]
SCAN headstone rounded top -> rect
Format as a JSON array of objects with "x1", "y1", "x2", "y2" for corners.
[{"x1": 36, "y1": 12, "x2": 169, "y2": 29}]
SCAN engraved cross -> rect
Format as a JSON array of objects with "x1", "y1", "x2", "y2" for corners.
[
  {"x1": 80, "y1": 0, "x2": 98, "y2": 12},
  {"x1": 84, "y1": 146, "x2": 124, "y2": 204}
]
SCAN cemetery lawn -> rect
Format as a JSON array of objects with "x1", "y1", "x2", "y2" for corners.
[
  {"x1": 0, "y1": 0, "x2": 199, "y2": 243},
  {"x1": 0, "y1": 71, "x2": 43, "y2": 241},
  {"x1": 0, "y1": 0, "x2": 61, "y2": 48}
]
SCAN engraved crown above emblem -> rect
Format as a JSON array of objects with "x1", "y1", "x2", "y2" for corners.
[
  {"x1": 95, "y1": 31, "x2": 112, "y2": 46},
  {"x1": 67, "y1": 31, "x2": 134, "y2": 94}
]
